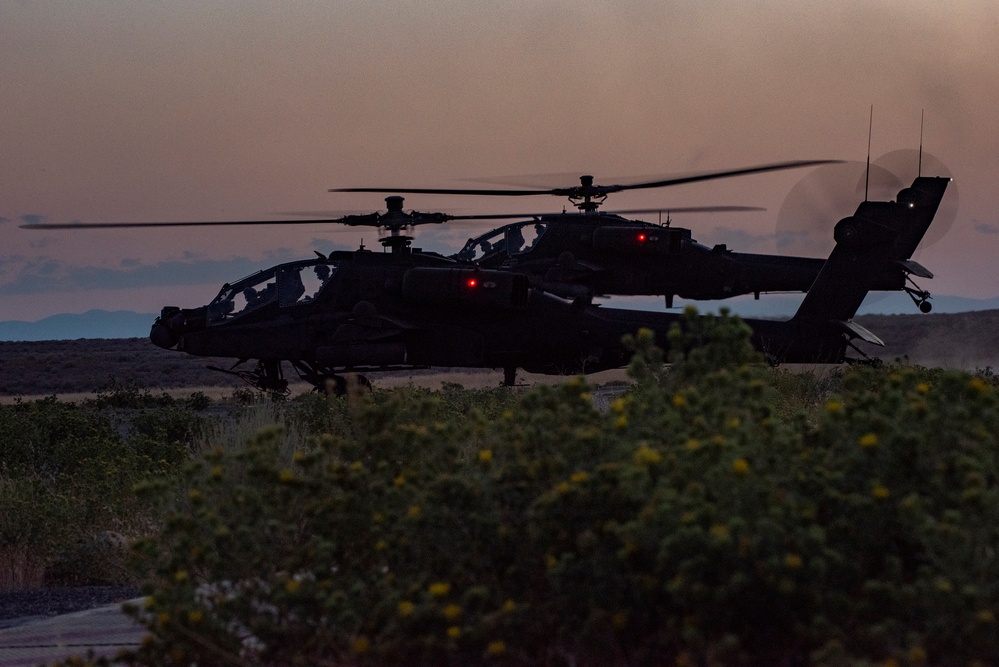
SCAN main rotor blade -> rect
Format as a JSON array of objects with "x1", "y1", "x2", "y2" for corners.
[
  {"x1": 19, "y1": 219, "x2": 345, "y2": 230},
  {"x1": 604, "y1": 205, "x2": 765, "y2": 215},
  {"x1": 607, "y1": 160, "x2": 843, "y2": 193},
  {"x1": 330, "y1": 160, "x2": 841, "y2": 197},
  {"x1": 21, "y1": 204, "x2": 767, "y2": 231}
]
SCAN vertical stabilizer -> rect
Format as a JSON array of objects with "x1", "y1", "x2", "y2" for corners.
[{"x1": 791, "y1": 176, "x2": 949, "y2": 324}]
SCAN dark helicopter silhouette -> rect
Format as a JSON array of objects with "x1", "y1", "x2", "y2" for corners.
[
  {"x1": 332, "y1": 160, "x2": 937, "y2": 312},
  {"x1": 21, "y1": 166, "x2": 950, "y2": 393}
]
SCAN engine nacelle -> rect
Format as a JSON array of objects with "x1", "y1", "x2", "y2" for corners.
[
  {"x1": 591, "y1": 226, "x2": 688, "y2": 254},
  {"x1": 401, "y1": 268, "x2": 529, "y2": 309},
  {"x1": 833, "y1": 216, "x2": 893, "y2": 246}
]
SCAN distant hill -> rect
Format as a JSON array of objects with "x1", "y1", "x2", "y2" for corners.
[
  {"x1": 4, "y1": 293, "x2": 999, "y2": 342},
  {"x1": 1, "y1": 309, "x2": 997, "y2": 397},
  {"x1": 0, "y1": 310, "x2": 158, "y2": 342},
  {"x1": 611, "y1": 292, "x2": 999, "y2": 319}
]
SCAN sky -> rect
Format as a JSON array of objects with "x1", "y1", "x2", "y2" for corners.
[{"x1": 3, "y1": 0, "x2": 998, "y2": 324}]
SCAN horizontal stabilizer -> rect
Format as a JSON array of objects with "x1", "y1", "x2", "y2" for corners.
[
  {"x1": 834, "y1": 320, "x2": 884, "y2": 346},
  {"x1": 898, "y1": 259, "x2": 933, "y2": 279}
]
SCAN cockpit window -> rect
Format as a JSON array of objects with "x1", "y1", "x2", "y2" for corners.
[
  {"x1": 207, "y1": 260, "x2": 337, "y2": 325},
  {"x1": 456, "y1": 221, "x2": 547, "y2": 262}
]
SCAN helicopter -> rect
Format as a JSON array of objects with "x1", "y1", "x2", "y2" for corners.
[
  {"x1": 331, "y1": 160, "x2": 938, "y2": 313},
  {"x1": 22, "y1": 166, "x2": 950, "y2": 393}
]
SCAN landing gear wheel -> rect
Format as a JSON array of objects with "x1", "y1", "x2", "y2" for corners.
[{"x1": 321, "y1": 374, "x2": 373, "y2": 397}]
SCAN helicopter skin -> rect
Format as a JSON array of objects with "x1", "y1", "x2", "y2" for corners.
[
  {"x1": 149, "y1": 175, "x2": 949, "y2": 392},
  {"x1": 452, "y1": 211, "x2": 915, "y2": 306}
]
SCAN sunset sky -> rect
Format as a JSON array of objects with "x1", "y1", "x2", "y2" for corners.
[{"x1": 3, "y1": 1, "x2": 997, "y2": 323}]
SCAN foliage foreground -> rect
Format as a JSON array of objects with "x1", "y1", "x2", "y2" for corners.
[{"x1": 42, "y1": 312, "x2": 999, "y2": 665}]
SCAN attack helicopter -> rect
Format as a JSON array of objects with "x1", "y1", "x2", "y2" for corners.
[
  {"x1": 21, "y1": 161, "x2": 950, "y2": 393},
  {"x1": 332, "y1": 159, "x2": 938, "y2": 312}
]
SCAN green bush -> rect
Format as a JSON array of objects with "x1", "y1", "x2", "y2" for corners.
[
  {"x1": 0, "y1": 392, "x2": 216, "y2": 587},
  {"x1": 116, "y1": 311, "x2": 999, "y2": 665}
]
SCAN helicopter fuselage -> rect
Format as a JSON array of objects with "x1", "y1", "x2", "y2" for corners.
[{"x1": 455, "y1": 212, "x2": 906, "y2": 303}]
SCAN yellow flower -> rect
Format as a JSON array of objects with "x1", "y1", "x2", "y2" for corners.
[
  {"x1": 976, "y1": 609, "x2": 995, "y2": 623},
  {"x1": 209, "y1": 466, "x2": 224, "y2": 480},
  {"x1": 554, "y1": 481, "x2": 571, "y2": 495},
  {"x1": 486, "y1": 640, "x2": 506, "y2": 656},
  {"x1": 285, "y1": 579, "x2": 301, "y2": 593},
  {"x1": 935, "y1": 577, "x2": 953, "y2": 593},
  {"x1": 187, "y1": 489, "x2": 201, "y2": 502},
  {"x1": 278, "y1": 469, "x2": 295, "y2": 483},
  {"x1": 352, "y1": 636, "x2": 370, "y2": 654},
  {"x1": 684, "y1": 438, "x2": 701, "y2": 452},
  {"x1": 502, "y1": 409, "x2": 514, "y2": 420},
  {"x1": 825, "y1": 399, "x2": 843, "y2": 415},
  {"x1": 579, "y1": 392, "x2": 592, "y2": 403},
  {"x1": 634, "y1": 445, "x2": 662, "y2": 466},
  {"x1": 611, "y1": 610, "x2": 628, "y2": 628},
  {"x1": 907, "y1": 646, "x2": 927, "y2": 663},
  {"x1": 398, "y1": 600, "x2": 415, "y2": 617},
  {"x1": 784, "y1": 553, "x2": 803, "y2": 569},
  {"x1": 375, "y1": 539, "x2": 388, "y2": 552},
  {"x1": 731, "y1": 458, "x2": 750, "y2": 475},
  {"x1": 614, "y1": 414, "x2": 628, "y2": 429},
  {"x1": 570, "y1": 471, "x2": 589, "y2": 484},
  {"x1": 610, "y1": 397, "x2": 627, "y2": 414},
  {"x1": 478, "y1": 449, "x2": 493, "y2": 464},
  {"x1": 501, "y1": 599, "x2": 517, "y2": 614},
  {"x1": 709, "y1": 524, "x2": 730, "y2": 541},
  {"x1": 350, "y1": 461, "x2": 365, "y2": 472},
  {"x1": 446, "y1": 626, "x2": 461, "y2": 639},
  {"x1": 407, "y1": 505, "x2": 422, "y2": 519},
  {"x1": 187, "y1": 609, "x2": 203, "y2": 624},
  {"x1": 916, "y1": 382, "x2": 930, "y2": 394},
  {"x1": 393, "y1": 475, "x2": 406, "y2": 487},
  {"x1": 442, "y1": 604, "x2": 462, "y2": 620},
  {"x1": 174, "y1": 570, "x2": 189, "y2": 583},
  {"x1": 872, "y1": 484, "x2": 890, "y2": 499},
  {"x1": 428, "y1": 582, "x2": 451, "y2": 597},
  {"x1": 969, "y1": 377, "x2": 989, "y2": 394},
  {"x1": 680, "y1": 510, "x2": 696, "y2": 524},
  {"x1": 726, "y1": 417, "x2": 741, "y2": 429},
  {"x1": 859, "y1": 433, "x2": 879, "y2": 448},
  {"x1": 672, "y1": 394, "x2": 688, "y2": 408},
  {"x1": 292, "y1": 450, "x2": 305, "y2": 463}
]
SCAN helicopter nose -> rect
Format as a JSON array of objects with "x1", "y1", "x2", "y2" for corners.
[{"x1": 150, "y1": 306, "x2": 181, "y2": 349}]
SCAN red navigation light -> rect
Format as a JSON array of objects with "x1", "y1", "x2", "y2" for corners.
[
  {"x1": 637, "y1": 233, "x2": 647, "y2": 242},
  {"x1": 467, "y1": 278, "x2": 478, "y2": 288}
]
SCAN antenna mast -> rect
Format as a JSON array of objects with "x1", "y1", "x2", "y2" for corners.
[
  {"x1": 865, "y1": 105, "x2": 873, "y2": 202},
  {"x1": 918, "y1": 109, "x2": 924, "y2": 177}
]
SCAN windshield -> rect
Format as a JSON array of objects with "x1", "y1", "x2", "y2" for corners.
[
  {"x1": 455, "y1": 221, "x2": 547, "y2": 262},
  {"x1": 206, "y1": 259, "x2": 337, "y2": 325}
]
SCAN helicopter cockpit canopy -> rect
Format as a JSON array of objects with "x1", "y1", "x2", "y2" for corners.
[
  {"x1": 455, "y1": 220, "x2": 549, "y2": 262},
  {"x1": 206, "y1": 259, "x2": 338, "y2": 325}
]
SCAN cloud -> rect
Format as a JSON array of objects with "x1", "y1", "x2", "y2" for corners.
[
  {"x1": 974, "y1": 221, "x2": 999, "y2": 235},
  {"x1": 18, "y1": 214, "x2": 48, "y2": 225},
  {"x1": 0, "y1": 250, "x2": 302, "y2": 296}
]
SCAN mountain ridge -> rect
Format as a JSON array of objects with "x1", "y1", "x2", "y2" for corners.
[{"x1": 4, "y1": 292, "x2": 999, "y2": 342}]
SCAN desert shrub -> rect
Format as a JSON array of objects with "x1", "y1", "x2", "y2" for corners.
[
  {"x1": 117, "y1": 311, "x2": 999, "y2": 665},
  {"x1": 0, "y1": 393, "x2": 218, "y2": 588}
]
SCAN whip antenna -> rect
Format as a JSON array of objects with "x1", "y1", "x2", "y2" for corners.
[
  {"x1": 918, "y1": 109, "x2": 924, "y2": 177},
  {"x1": 865, "y1": 105, "x2": 873, "y2": 201}
]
